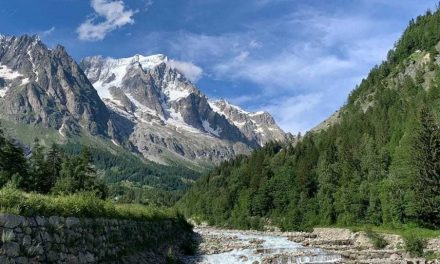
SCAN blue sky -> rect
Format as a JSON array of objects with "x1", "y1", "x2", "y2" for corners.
[{"x1": 0, "y1": 0, "x2": 438, "y2": 133}]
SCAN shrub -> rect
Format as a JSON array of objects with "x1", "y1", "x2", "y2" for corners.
[
  {"x1": 166, "y1": 248, "x2": 179, "y2": 264},
  {"x1": 1, "y1": 230, "x2": 14, "y2": 244},
  {"x1": 365, "y1": 228, "x2": 388, "y2": 249},
  {"x1": 404, "y1": 234, "x2": 426, "y2": 257},
  {"x1": 425, "y1": 251, "x2": 440, "y2": 260}
]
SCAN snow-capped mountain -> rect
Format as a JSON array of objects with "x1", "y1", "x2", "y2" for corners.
[
  {"x1": 81, "y1": 54, "x2": 290, "y2": 164},
  {"x1": 209, "y1": 99, "x2": 290, "y2": 146}
]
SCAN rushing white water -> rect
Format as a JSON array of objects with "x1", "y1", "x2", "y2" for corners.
[{"x1": 185, "y1": 228, "x2": 342, "y2": 264}]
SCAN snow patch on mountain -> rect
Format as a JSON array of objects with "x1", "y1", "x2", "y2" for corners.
[
  {"x1": 208, "y1": 99, "x2": 289, "y2": 146},
  {"x1": 21, "y1": 78, "x2": 30, "y2": 86},
  {"x1": 85, "y1": 54, "x2": 168, "y2": 99},
  {"x1": 0, "y1": 64, "x2": 30, "y2": 97},
  {"x1": 163, "y1": 82, "x2": 191, "y2": 101},
  {"x1": 0, "y1": 88, "x2": 8, "y2": 97},
  {"x1": 202, "y1": 120, "x2": 222, "y2": 137},
  {"x1": 0, "y1": 64, "x2": 23, "y2": 80}
]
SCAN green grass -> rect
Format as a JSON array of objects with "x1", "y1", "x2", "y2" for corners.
[
  {"x1": 0, "y1": 185, "x2": 183, "y2": 221},
  {"x1": 368, "y1": 226, "x2": 440, "y2": 239},
  {"x1": 403, "y1": 234, "x2": 427, "y2": 257},
  {"x1": 365, "y1": 227, "x2": 388, "y2": 249},
  {"x1": 346, "y1": 224, "x2": 440, "y2": 239},
  {"x1": 425, "y1": 251, "x2": 440, "y2": 260},
  {"x1": 0, "y1": 119, "x2": 64, "y2": 146}
]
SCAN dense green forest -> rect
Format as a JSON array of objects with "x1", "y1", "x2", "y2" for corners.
[
  {"x1": 62, "y1": 143, "x2": 201, "y2": 206},
  {"x1": 178, "y1": 8, "x2": 440, "y2": 231}
]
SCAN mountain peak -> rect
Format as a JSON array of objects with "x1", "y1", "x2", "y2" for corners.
[
  {"x1": 208, "y1": 99, "x2": 287, "y2": 145},
  {"x1": 0, "y1": 33, "x2": 111, "y2": 136}
]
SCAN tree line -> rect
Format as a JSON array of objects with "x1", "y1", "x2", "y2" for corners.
[{"x1": 0, "y1": 126, "x2": 107, "y2": 198}]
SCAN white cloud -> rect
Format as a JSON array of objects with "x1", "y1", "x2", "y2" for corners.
[
  {"x1": 77, "y1": 0, "x2": 136, "y2": 41},
  {"x1": 169, "y1": 33, "x2": 240, "y2": 61},
  {"x1": 143, "y1": 0, "x2": 153, "y2": 10},
  {"x1": 249, "y1": 40, "x2": 262, "y2": 49},
  {"x1": 254, "y1": 0, "x2": 288, "y2": 7},
  {"x1": 168, "y1": 60, "x2": 203, "y2": 83},
  {"x1": 210, "y1": 11, "x2": 397, "y2": 92},
  {"x1": 40, "y1": 26, "x2": 55, "y2": 37},
  {"x1": 264, "y1": 93, "x2": 323, "y2": 133}
]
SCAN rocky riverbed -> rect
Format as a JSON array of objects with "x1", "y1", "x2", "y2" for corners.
[
  {"x1": 183, "y1": 226, "x2": 440, "y2": 264},
  {"x1": 183, "y1": 227, "x2": 342, "y2": 264}
]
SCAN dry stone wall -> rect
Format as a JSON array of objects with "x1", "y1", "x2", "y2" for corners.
[{"x1": 0, "y1": 214, "x2": 192, "y2": 264}]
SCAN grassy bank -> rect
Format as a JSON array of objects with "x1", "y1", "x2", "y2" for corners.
[
  {"x1": 347, "y1": 225, "x2": 440, "y2": 239},
  {"x1": 0, "y1": 185, "x2": 188, "y2": 223}
]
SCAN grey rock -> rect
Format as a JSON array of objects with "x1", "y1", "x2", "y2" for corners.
[
  {"x1": 15, "y1": 257, "x2": 28, "y2": 264},
  {"x1": 22, "y1": 235, "x2": 32, "y2": 247},
  {"x1": 47, "y1": 251, "x2": 58, "y2": 262},
  {"x1": 34, "y1": 216, "x2": 46, "y2": 227},
  {"x1": 48, "y1": 216, "x2": 61, "y2": 227},
  {"x1": 0, "y1": 215, "x2": 23, "y2": 229},
  {"x1": 3, "y1": 242, "x2": 20, "y2": 257},
  {"x1": 65, "y1": 218, "x2": 80, "y2": 228}
]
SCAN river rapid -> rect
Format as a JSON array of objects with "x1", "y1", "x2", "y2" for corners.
[{"x1": 184, "y1": 227, "x2": 342, "y2": 264}]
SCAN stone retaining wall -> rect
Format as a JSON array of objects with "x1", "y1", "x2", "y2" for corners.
[{"x1": 0, "y1": 214, "x2": 193, "y2": 263}]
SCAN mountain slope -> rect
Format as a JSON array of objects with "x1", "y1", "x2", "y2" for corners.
[
  {"x1": 0, "y1": 35, "x2": 113, "y2": 136},
  {"x1": 81, "y1": 54, "x2": 288, "y2": 165},
  {"x1": 178, "y1": 9, "x2": 440, "y2": 230},
  {"x1": 209, "y1": 99, "x2": 290, "y2": 146}
]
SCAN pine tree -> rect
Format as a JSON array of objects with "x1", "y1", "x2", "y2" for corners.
[
  {"x1": 54, "y1": 147, "x2": 107, "y2": 198},
  {"x1": 387, "y1": 123, "x2": 418, "y2": 224},
  {"x1": 54, "y1": 158, "x2": 77, "y2": 194},
  {"x1": 47, "y1": 143, "x2": 62, "y2": 187},
  {"x1": 78, "y1": 148, "x2": 97, "y2": 190},
  {"x1": 0, "y1": 122, "x2": 5, "y2": 147},
  {"x1": 412, "y1": 107, "x2": 440, "y2": 227},
  {"x1": 0, "y1": 139, "x2": 28, "y2": 188},
  {"x1": 29, "y1": 138, "x2": 51, "y2": 193},
  {"x1": 316, "y1": 148, "x2": 338, "y2": 225}
]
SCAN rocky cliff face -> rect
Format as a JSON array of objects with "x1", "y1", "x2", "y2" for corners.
[
  {"x1": 0, "y1": 35, "x2": 113, "y2": 136},
  {"x1": 81, "y1": 54, "x2": 288, "y2": 164},
  {"x1": 209, "y1": 99, "x2": 291, "y2": 146}
]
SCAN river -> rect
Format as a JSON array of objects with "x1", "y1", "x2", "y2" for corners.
[{"x1": 184, "y1": 227, "x2": 342, "y2": 264}]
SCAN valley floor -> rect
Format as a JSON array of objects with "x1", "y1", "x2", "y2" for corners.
[{"x1": 183, "y1": 226, "x2": 440, "y2": 264}]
